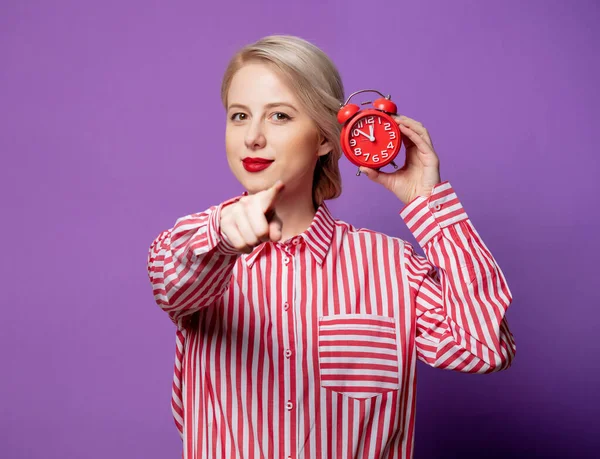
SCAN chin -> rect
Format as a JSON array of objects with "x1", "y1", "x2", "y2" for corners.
[{"x1": 234, "y1": 171, "x2": 276, "y2": 194}]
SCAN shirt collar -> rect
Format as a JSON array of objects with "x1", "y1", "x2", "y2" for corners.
[{"x1": 242, "y1": 193, "x2": 336, "y2": 268}]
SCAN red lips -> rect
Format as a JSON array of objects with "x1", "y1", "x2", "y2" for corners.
[
  {"x1": 242, "y1": 157, "x2": 274, "y2": 172},
  {"x1": 242, "y1": 157, "x2": 274, "y2": 164}
]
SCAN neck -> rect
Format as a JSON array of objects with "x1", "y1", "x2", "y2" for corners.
[{"x1": 272, "y1": 183, "x2": 318, "y2": 243}]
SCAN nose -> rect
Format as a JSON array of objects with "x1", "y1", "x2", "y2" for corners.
[{"x1": 244, "y1": 118, "x2": 267, "y2": 150}]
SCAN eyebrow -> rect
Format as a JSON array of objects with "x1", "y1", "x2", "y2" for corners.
[{"x1": 227, "y1": 102, "x2": 298, "y2": 112}]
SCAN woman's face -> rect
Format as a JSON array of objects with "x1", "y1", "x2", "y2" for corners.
[{"x1": 225, "y1": 62, "x2": 331, "y2": 195}]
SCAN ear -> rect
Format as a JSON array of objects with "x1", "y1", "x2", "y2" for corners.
[{"x1": 316, "y1": 134, "x2": 333, "y2": 158}]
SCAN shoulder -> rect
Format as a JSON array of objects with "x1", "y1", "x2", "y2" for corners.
[{"x1": 331, "y1": 217, "x2": 409, "y2": 251}]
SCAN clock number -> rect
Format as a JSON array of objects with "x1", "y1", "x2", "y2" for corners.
[
  {"x1": 372, "y1": 154, "x2": 380, "y2": 163},
  {"x1": 352, "y1": 129, "x2": 360, "y2": 137},
  {"x1": 389, "y1": 131, "x2": 396, "y2": 139},
  {"x1": 380, "y1": 149, "x2": 389, "y2": 159},
  {"x1": 350, "y1": 139, "x2": 356, "y2": 147},
  {"x1": 363, "y1": 153, "x2": 370, "y2": 161},
  {"x1": 378, "y1": 117, "x2": 382, "y2": 124},
  {"x1": 384, "y1": 122, "x2": 392, "y2": 131},
  {"x1": 356, "y1": 120, "x2": 364, "y2": 128},
  {"x1": 387, "y1": 141, "x2": 394, "y2": 149},
  {"x1": 354, "y1": 147, "x2": 362, "y2": 156},
  {"x1": 366, "y1": 116, "x2": 374, "y2": 124}
]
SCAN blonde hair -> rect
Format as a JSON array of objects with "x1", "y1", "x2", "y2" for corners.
[{"x1": 220, "y1": 35, "x2": 345, "y2": 208}]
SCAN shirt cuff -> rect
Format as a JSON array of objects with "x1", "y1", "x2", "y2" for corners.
[
  {"x1": 399, "y1": 181, "x2": 469, "y2": 246},
  {"x1": 206, "y1": 194, "x2": 246, "y2": 255}
]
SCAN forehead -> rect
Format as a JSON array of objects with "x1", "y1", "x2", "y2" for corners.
[{"x1": 227, "y1": 62, "x2": 298, "y2": 106}]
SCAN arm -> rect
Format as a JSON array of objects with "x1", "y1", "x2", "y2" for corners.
[
  {"x1": 147, "y1": 195, "x2": 245, "y2": 330},
  {"x1": 400, "y1": 181, "x2": 516, "y2": 373}
]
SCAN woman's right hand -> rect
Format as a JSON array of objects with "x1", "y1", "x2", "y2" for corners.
[{"x1": 219, "y1": 180, "x2": 285, "y2": 254}]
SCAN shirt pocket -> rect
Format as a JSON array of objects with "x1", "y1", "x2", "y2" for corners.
[{"x1": 317, "y1": 313, "x2": 401, "y2": 400}]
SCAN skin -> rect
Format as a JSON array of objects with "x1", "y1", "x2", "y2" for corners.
[
  {"x1": 359, "y1": 115, "x2": 442, "y2": 204},
  {"x1": 220, "y1": 62, "x2": 331, "y2": 250},
  {"x1": 219, "y1": 61, "x2": 442, "y2": 254}
]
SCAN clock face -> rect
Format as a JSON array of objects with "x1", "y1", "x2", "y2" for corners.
[{"x1": 343, "y1": 111, "x2": 401, "y2": 168}]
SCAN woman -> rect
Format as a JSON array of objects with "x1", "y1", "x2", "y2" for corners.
[{"x1": 147, "y1": 34, "x2": 516, "y2": 459}]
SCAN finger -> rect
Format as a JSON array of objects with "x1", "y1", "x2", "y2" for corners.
[
  {"x1": 397, "y1": 124, "x2": 437, "y2": 157},
  {"x1": 395, "y1": 115, "x2": 423, "y2": 126},
  {"x1": 268, "y1": 218, "x2": 283, "y2": 242},
  {"x1": 394, "y1": 115, "x2": 434, "y2": 148},
  {"x1": 259, "y1": 180, "x2": 285, "y2": 214},
  {"x1": 232, "y1": 206, "x2": 260, "y2": 248},
  {"x1": 400, "y1": 129, "x2": 416, "y2": 150},
  {"x1": 359, "y1": 166, "x2": 397, "y2": 190},
  {"x1": 359, "y1": 166, "x2": 380, "y2": 180},
  {"x1": 394, "y1": 115, "x2": 424, "y2": 130},
  {"x1": 245, "y1": 201, "x2": 271, "y2": 243},
  {"x1": 223, "y1": 225, "x2": 252, "y2": 254}
]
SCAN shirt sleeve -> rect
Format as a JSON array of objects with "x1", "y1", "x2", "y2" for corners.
[
  {"x1": 147, "y1": 194, "x2": 245, "y2": 330},
  {"x1": 399, "y1": 181, "x2": 516, "y2": 373}
]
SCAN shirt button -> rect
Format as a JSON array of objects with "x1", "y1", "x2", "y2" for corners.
[
  {"x1": 292, "y1": 237, "x2": 300, "y2": 245},
  {"x1": 433, "y1": 204, "x2": 442, "y2": 211},
  {"x1": 283, "y1": 302, "x2": 290, "y2": 311},
  {"x1": 286, "y1": 401, "x2": 293, "y2": 411},
  {"x1": 283, "y1": 256, "x2": 290, "y2": 265},
  {"x1": 285, "y1": 349, "x2": 292, "y2": 358}
]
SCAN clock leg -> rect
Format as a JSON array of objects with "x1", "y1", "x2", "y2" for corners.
[
  {"x1": 356, "y1": 167, "x2": 362, "y2": 176},
  {"x1": 391, "y1": 161, "x2": 399, "y2": 170}
]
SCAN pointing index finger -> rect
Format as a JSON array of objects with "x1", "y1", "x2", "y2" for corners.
[{"x1": 260, "y1": 180, "x2": 285, "y2": 214}]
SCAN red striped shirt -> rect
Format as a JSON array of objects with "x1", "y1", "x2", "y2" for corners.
[{"x1": 147, "y1": 181, "x2": 516, "y2": 459}]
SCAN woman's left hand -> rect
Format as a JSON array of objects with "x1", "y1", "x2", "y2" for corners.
[{"x1": 359, "y1": 115, "x2": 441, "y2": 205}]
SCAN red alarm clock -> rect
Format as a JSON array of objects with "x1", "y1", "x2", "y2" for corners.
[{"x1": 337, "y1": 89, "x2": 402, "y2": 176}]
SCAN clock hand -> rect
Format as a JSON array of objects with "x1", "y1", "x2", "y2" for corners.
[
  {"x1": 368, "y1": 124, "x2": 375, "y2": 141},
  {"x1": 354, "y1": 128, "x2": 372, "y2": 140}
]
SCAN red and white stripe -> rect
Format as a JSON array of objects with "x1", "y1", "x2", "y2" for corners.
[
  {"x1": 147, "y1": 181, "x2": 516, "y2": 458},
  {"x1": 318, "y1": 315, "x2": 401, "y2": 399}
]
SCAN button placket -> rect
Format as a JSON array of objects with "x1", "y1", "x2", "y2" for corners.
[{"x1": 280, "y1": 243, "x2": 296, "y2": 451}]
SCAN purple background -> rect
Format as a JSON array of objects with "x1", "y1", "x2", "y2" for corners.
[{"x1": 1, "y1": 0, "x2": 598, "y2": 457}]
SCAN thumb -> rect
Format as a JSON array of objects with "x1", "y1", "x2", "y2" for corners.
[
  {"x1": 260, "y1": 179, "x2": 285, "y2": 214},
  {"x1": 360, "y1": 167, "x2": 395, "y2": 190},
  {"x1": 360, "y1": 167, "x2": 382, "y2": 182}
]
